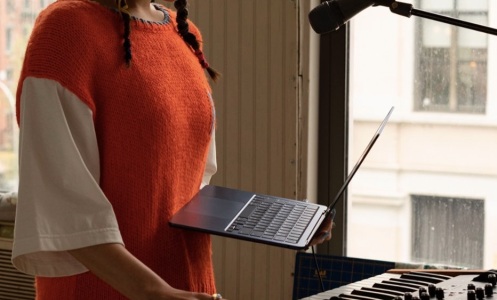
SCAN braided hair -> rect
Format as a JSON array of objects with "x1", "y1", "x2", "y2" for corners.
[
  {"x1": 115, "y1": 0, "x2": 220, "y2": 81},
  {"x1": 116, "y1": 0, "x2": 132, "y2": 66}
]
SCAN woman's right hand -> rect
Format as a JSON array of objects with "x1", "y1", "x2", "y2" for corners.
[
  {"x1": 150, "y1": 287, "x2": 226, "y2": 300},
  {"x1": 68, "y1": 244, "x2": 227, "y2": 300}
]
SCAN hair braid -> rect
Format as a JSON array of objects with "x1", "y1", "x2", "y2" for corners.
[
  {"x1": 174, "y1": 0, "x2": 220, "y2": 81},
  {"x1": 116, "y1": 0, "x2": 132, "y2": 67}
]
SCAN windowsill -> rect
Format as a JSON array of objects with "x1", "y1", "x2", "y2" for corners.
[{"x1": 353, "y1": 110, "x2": 497, "y2": 128}]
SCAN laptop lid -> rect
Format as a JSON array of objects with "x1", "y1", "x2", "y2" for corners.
[{"x1": 169, "y1": 106, "x2": 394, "y2": 249}]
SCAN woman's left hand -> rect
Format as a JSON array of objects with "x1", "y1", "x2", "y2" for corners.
[{"x1": 308, "y1": 211, "x2": 335, "y2": 247}]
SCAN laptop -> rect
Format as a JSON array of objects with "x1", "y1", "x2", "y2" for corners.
[{"x1": 170, "y1": 106, "x2": 394, "y2": 250}]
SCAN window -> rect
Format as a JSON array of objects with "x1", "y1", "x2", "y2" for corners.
[
  {"x1": 5, "y1": 27, "x2": 13, "y2": 53},
  {"x1": 0, "y1": 0, "x2": 53, "y2": 190},
  {"x1": 411, "y1": 195, "x2": 484, "y2": 268},
  {"x1": 414, "y1": 0, "x2": 488, "y2": 113},
  {"x1": 346, "y1": 0, "x2": 496, "y2": 269},
  {"x1": 6, "y1": 1, "x2": 15, "y2": 14}
]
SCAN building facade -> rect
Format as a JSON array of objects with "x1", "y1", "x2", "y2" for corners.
[{"x1": 348, "y1": 0, "x2": 497, "y2": 269}]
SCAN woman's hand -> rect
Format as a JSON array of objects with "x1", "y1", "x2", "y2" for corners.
[
  {"x1": 308, "y1": 210, "x2": 335, "y2": 247},
  {"x1": 149, "y1": 287, "x2": 226, "y2": 300},
  {"x1": 68, "y1": 244, "x2": 227, "y2": 300}
]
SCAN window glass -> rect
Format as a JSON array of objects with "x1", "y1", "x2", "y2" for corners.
[
  {"x1": 349, "y1": 0, "x2": 495, "y2": 269},
  {"x1": 457, "y1": 0, "x2": 488, "y2": 11},
  {"x1": 420, "y1": 0, "x2": 453, "y2": 11},
  {"x1": 457, "y1": 16, "x2": 488, "y2": 48},
  {"x1": 422, "y1": 20, "x2": 451, "y2": 47},
  {"x1": 0, "y1": 0, "x2": 54, "y2": 190},
  {"x1": 411, "y1": 195, "x2": 484, "y2": 268}
]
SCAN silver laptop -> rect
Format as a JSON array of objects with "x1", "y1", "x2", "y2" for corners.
[{"x1": 170, "y1": 107, "x2": 394, "y2": 250}]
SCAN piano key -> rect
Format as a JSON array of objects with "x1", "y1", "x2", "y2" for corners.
[
  {"x1": 389, "y1": 277, "x2": 436, "y2": 287},
  {"x1": 409, "y1": 272, "x2": 452, "y2": 280},
  {"x1": 335, "y1": 294, "x2": 383, "y2": 300},
  {"x1": 361, "y1": 286, "x2": 408, "y2": 296},
  {"x1": 400, "y1": 273, "x2": 445, "y2": 284},
  {"x1": 373, "y1": 282, "x2": 417, "y2": 293},
  {"x1": 380, "y1": 280, "x2": 421, "y2": 289},
  {"x1": 351, "y1": 288, "x2": 404, "y2": 300},
  {"x1": 299, "y1": 273, "x2": 401, "y2": 300}
]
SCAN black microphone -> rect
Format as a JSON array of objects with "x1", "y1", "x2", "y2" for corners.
[
  {"x1": 308, "y1": 0, "x2": 375, "y2": 34},
  {"x1": 309, "y1": 0, "x2": 497, "y2": 36}
]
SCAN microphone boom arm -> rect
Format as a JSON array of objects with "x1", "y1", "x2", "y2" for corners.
[{"x1": 374, "y1": 0, "x2": 497, "y2": 36}]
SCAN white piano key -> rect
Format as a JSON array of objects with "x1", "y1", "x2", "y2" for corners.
[{"x1": 300, "y1": 273, "x2": 402, "y2": 300}]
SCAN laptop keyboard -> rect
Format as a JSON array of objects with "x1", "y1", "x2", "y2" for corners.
[{"x1": 226, "y1": 195, "x2": 319, "y2": 243}]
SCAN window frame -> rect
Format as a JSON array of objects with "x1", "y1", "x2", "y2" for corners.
[
  {"x1": 414, "y1": 1, "x2": 489, "y2": 114},
  {"x1": 315, "y1": 24, "x2": 350, "y2": 256}
]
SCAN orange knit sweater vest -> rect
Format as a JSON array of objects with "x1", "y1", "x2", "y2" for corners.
[{"x1": 16, "y1": 1, "x2": 216, "y2": 298}]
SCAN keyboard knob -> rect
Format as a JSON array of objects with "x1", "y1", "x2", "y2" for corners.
[
  {"x1": 475, "y1": 287, "x2": 484, "y2": 300},
  {"x1": 421, "y1": 292, "x2": 430, "y2": 300},
  {"x1": 489, "y1": 274, "x2": 497, "y2": 286},
  {"x1": 435, "y1": 287, "x2": 444, "y2": 299},
  {"x1": 468, "y1": 284, "x2": 476, "y2": 290},
  {"x1": 404, "y1": 292, "x2": 413, "y2": 300},
  {"x1": 419, "y1": 287, "x2": 427, "y2": 298},
  {"x1": 428, "y1": 284, "x2": 436, "y2": 297},
  {"x1": 485, "y1": 284, "x2": 493, "y2": 297},
  {"x1": 468, "y1": 290, "x2": 476, "y2": 300}
]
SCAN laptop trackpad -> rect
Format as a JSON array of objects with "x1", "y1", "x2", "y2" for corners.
[{"x1": 184, "y1": 196, "x2": 245, "y2": 219}]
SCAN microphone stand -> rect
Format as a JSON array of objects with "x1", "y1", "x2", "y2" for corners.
[{"x1": 374, "y1": 0, "x2": 497, "y2": 36}]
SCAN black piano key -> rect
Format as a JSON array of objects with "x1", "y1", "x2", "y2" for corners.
[
  {"x1": 389, "y1": 277, "x2": 435, "y2": 287},
  {"x1": 351, "y1": 289, "x2": 400, "y2": 300},
  {"x1": 400, "y1": 273, "x2": 444, "y2": 284},
  {"x1": 381, "y1": 280, "x2": 421, "y2": 290},
  {"x1": 361, "y1": 287, "x2": 405, "y2": 297},
  {"x1": 334, "y1": 293, "x2": 381, "y2": 300},
  {"x1": 372, "y1": 282, "x2": 417, "y2": 293},
  {"x1": 409, "y1": 272, "x2": 452, "y2": 280}
]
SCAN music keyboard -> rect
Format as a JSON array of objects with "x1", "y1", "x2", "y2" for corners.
[{"x1": 300, "y1": 271, "x2": 496, "y2": 300}]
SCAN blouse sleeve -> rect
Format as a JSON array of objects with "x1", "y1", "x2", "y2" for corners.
[
  {"x1": 200, "y1": 129, "x2": 217, "y2": 189},
  {"x1": 12, "y1": 77, "x2": 124, "y2": 277}
]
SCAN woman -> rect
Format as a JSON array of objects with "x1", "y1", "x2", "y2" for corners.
[{"x1": 12, "y1": 0, "x2": 332, "y2": 299}]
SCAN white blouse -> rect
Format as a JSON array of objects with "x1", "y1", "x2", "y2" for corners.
[{"x1": 12, "y1": 77, "x2": 217, "y2": 277}]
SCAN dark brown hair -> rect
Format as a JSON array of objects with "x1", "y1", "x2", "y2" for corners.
[{"x1": 116, "y1": 0, "x2": 220, "y2": 81}]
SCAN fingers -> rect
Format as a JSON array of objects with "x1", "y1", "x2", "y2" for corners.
[
  {"x1": 185, "y1": 292, "x2": 224, "y2": 300},
  {"x1": 168, "y1": 289, "x2": 227, "y2": 300},
  {"x1": 308, "y1": 230, "x2": 330, "y2": 247},
  {"x1": 308, "y1": 217, "x2": 335, "y2": 247}
]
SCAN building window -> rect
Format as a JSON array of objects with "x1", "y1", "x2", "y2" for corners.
[
  {"x1": 411, "y1": 195, "x2": 484, "y2": 268},
  {"x1": 5, "y1": 27, "x2": 13, "y2": 53},
  {"x1": 6, "y1": 0, "x2": 16, "y2": 14},
  {"x1": 5, "y1": 69, "x2": 14, "y2": 81},
  {"x1": 414, "y1": 0, "x2": 488, "y2": 113}
]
